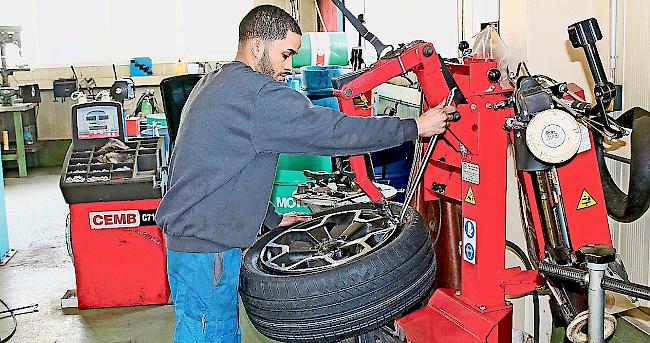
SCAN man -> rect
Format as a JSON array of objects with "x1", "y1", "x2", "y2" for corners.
[{"x1": 155, "y1": 4, "x2": 455, "y2": 343}]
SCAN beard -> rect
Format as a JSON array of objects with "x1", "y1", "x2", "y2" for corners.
[
  {"x1": 258, "y1": 48, "x2": 288, "y2": 80},
  {"x1": 258, "y1": 49, "x2": 277, "y2": 78}
]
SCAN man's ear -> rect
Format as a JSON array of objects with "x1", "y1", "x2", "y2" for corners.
[{"x1": 250, "y1": 38, "x2": 263, "y2": 59}]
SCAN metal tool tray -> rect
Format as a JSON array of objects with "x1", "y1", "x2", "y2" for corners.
[{"x1": 60, "y1": 138, "x2": 164, "y2": 204}]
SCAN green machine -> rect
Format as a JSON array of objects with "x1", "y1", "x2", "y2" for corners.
[{"x1": 271, "y1": 155, "x2": 332, "y2": 214}]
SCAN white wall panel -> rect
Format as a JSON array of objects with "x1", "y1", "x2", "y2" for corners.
[{"x1": 342, "y1": 0, "x2": 459, "y2": 64}]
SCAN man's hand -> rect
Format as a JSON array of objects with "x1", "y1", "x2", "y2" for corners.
[
  {"x1": 278, "y1": 212, "x2": 311, "y2": 228},
  {"x1": 414, "y1": 100, "x2": 457, "y2": 137}
]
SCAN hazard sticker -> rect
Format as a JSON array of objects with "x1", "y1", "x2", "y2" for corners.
[
  {"x1": 577, "y1": 189, "x2": 597, "y2": 210},
  {"x1": 465, "y1": 186, "x2": 476, "y2": 205}
]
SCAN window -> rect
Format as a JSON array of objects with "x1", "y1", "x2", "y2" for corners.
[{"x1": 0, "y1": 0, "x2": 253, "y2": 68}]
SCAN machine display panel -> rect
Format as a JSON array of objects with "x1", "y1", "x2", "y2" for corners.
[{"x1": 76, "y1": 105, "x2": 120, "y2": 139}]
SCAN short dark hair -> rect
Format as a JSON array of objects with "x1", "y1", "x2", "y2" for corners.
[{"x1": 238, "y1": 5, "x2": 302, "y2": 43}]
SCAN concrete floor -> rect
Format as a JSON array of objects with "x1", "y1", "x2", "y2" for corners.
[{"x1": 0, "y1": 168, "x2": 276, "y2": 343}]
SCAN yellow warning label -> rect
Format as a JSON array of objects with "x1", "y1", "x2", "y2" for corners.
[
  {"x1": 577, "y1": 189, "x2": 597, "y2": 210},
  {"x1": 465, "y1": 186, "x2": 476, "y2": 205}
]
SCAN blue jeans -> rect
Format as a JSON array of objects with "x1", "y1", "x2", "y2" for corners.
[{"x1": 167, "y1": 248, "x2": 243, "y2": 343}]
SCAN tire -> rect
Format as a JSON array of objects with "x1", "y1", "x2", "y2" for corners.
[{"x1": 240, "y1": 202, "x2": 436, "y2": 342}]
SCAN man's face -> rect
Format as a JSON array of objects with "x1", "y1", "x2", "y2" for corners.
[{"x1": 256, "y1": 31, "x2": 301, "y2": 81}]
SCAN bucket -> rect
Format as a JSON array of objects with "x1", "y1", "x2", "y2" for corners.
[
  {"x1": 300, "y1": 66, "x2": 350, "y2": 93},
  {"x1": 307, "y1": 93, "x2": 340, "y2": 110}
]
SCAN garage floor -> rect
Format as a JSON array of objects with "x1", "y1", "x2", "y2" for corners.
[{"x1": 0, "y1": 168, "x2": 276, "y2": 343}]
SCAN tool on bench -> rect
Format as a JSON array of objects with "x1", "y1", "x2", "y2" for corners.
[{"x1": 398, "y1": 87, "x2": 460, "y2": 223}]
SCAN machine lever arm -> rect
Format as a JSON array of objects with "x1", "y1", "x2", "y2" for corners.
[
  {"x1": 330, "y1": 0, "x2": 392, "y2": 59},
  {"x1": 398, "y1": 88, "x2": 458, "y2": 222}
]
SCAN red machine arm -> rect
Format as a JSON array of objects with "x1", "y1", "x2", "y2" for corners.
[{"x1": 333, "y1": 42, "x2": 453, "y2": 203}]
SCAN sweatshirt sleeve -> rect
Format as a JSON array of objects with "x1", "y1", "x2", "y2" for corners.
[
  {"x1": 250, "y1": 81, "x2": 418, "y2": 156},
  {"x1": 263, "y1": 201, "x2": 282, "y2": 230}
]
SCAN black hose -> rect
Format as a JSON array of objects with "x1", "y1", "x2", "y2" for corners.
[
  {"x1": 0, "y1": 298, "x2": 17, "y2": 343},
  {"x1": 506, "y1": 240, "x2": 540, "y2": 343},
  {"x1": 595, "y1": 107, "x2": 650, "y2": 223}
]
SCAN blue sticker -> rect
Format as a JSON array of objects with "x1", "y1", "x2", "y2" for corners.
[
  {"x1": 465, "y1": 243, "x2": 475, "y2": 260},
  {"x1": 464, "y1": 220, "x2": 475, "y2": 238}
]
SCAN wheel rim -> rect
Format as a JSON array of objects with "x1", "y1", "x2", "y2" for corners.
[{"x1": 260, "y1": 208, "x2": 398, "y2": 274}]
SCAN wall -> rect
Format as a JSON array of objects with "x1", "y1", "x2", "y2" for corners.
[
  {"x1": 606, "y1": 0, "x2": 650, "y2": 308},
  {"x1": 619, "y1": 0, "x2": 650, "y2": 111},
  {"x1": 340, "y1": 0, "x2": 459, "y2": 64},
  {"x1": 501, "y1": 0, "x2": 610, "y2": 101},
  {"x1": 253, "y1": 0, "x2": 317, "y2": 32},
  {"x1": 461, "y1": 0, "x2": 500, "y2": 40},
  {"x1": 0, "y1": 1, "x2": 253, "y2": 68}
]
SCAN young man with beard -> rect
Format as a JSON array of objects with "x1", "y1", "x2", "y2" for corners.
[{"x1": 156, "y1": 5, "x2": 455, "y2": 342}]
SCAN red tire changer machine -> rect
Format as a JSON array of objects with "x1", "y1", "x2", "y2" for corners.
[
  {"x1": 59, "y1": 100, "x2": 169, "y2": 309},
  {"x1": 332, "y1": 11, "x2": 650, "y2": 343}
]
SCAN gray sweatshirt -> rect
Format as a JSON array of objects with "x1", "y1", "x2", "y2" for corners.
[{"x1": 156, "y1": 61, "x2": 418, "y2": 253}]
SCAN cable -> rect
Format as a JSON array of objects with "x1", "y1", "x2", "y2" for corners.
[
  {"x1": 65, "y1": 213, "x2": 73, "y2": 259},
  {"x1": 506, "y1": 240, "x2": 540, "y2": 343},
  {"x1": 533, "y1": 74, "x2": 559, "y2": 85},
  {"x1": 0, "y1": 297, "x2": 17, "y2": 343}
]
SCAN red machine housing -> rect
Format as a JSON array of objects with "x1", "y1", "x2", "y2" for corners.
[
  {"x1": 69, "y1": 199, "x2": 169, "y2": 309},
  {"x1": 334, "y1": 42, "x2": 613, "y2": 342}
]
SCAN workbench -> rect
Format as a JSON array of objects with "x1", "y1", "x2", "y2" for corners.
[{"x1": 0, "y1": 103, "x2": 38, "y2": 177}]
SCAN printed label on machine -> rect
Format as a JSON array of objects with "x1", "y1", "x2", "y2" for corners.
[
  {"x1": 461, "y1": 162, "x2": 480, "y2": 184},
  {"x1": 462, "y1": 218, "x2": 477, "y2": 264},
  {"x1": 89, "y1": 209, "x2": 157, "y2": 229}
]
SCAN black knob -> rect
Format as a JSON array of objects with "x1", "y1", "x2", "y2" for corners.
[
  {"x1": 458, "y1": 41, "x2": 470, "y2": 52},
  {"x1": 448, "y1": 111, "x2": 461, "y2": 122},
  {"x1": 577, "y1": 244, "x2": 616, "y2": 265},
  {"x1": 487, "y1": 68, "x2": 501, "y2": 83},
  {"x1": 422, "y1": 45, "x2": 434, "y2": 57}
]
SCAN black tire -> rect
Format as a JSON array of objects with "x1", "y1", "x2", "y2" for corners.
[{"x1": 240, "y1": 202, "x2": 436, "y2": 342}]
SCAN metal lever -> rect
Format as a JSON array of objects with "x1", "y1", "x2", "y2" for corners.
[
  {"x1": 398, "y1": 88, "x2": 458, "y2": 223},
  {"x1": 330, "y1": 0, "x2": 392, "y2": 59}
]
